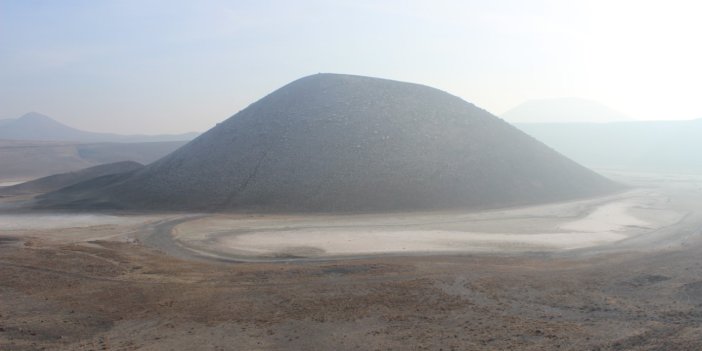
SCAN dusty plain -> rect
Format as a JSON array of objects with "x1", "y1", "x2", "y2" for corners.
[{"x1": 1, "y1": 172, "x2": 702, "y2": 350}]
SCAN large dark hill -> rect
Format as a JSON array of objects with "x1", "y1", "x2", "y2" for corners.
[{"x1": 38, "y1": 74, "x2": 619, "y2": 212}]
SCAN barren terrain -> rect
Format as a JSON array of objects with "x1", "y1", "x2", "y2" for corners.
[
  {"x1": 1, "y1": 172, "x2": 702, "y2": 350},
  {"x1": 169, "y1": 188, "x2": 682, "y2": 260}
]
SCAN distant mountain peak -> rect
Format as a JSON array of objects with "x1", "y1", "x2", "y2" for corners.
[
  {"x1": 0, "y1": 112, "x2": 199, "y2": 143},
  {"x1": 502, "y1": 97, "x2": 630, "y2": 123},
  {"x1": 20, "y1": 112, "x2": 54, "y2": 120},
  {"x1": 16, "y1": 112, "x2": 71, "y2": 128}
]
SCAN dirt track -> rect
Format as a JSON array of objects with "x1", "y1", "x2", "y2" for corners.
[
  {"x1": 2, "y1": 235, "x2": 702, "y2": 350},
  {"x1": 2, "y1": 172, "x2": 702, "y2": 350}
]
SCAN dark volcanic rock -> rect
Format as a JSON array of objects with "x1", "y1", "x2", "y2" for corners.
[{"x1": 37, "y1": 74, "x2": 620, "y2": 212}]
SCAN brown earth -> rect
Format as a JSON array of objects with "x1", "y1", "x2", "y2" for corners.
[{"x1": 2, "y1": 231, "x2": 701, "y2": 350}]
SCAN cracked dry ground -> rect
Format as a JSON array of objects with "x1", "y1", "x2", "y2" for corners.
[{"x1": 1, "y1": 238, "x2": 701, "y2": 350}]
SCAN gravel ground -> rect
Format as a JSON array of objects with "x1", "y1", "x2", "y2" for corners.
[{"x1": 1, "y1": 173, "x2": 701, "y2": 350}]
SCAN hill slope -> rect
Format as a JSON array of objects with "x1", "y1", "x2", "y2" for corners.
[
  {"x1": 38, "y1": 74, "x2": 619, "y2": 212},
  {"x1": 0, "y1": 140, "x2": 186, "y2": 181},
  {"x1": 0, "y1": 161, "x2": 143, "y2": 196},
  {"x1": 0, "y1": 112, "x2": 198, "y2": 142},
  {"x1": 502, "y1": 98, "x2": 630, "y2": 123}
]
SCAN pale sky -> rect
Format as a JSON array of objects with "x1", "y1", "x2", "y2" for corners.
[{"x1": 1, "y1": 0, "x2": 701, "y2": 134}]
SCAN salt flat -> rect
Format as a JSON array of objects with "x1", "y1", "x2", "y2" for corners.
[
  {"x1": 0, "y1": 213, "x2": 153, "y2": 230},
  {"x1": 171, "y1": 188, "x2": 685, "y2": 260},
  {"x1": 2, "y1": 173, "x2": 702, "y2": 350},
  {"x1": 0, "y1": 181, "x2": 27, "y2": 187}
]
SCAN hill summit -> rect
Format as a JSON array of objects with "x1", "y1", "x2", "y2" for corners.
[{"x1": 38, "y1": 74, "x2": 620, "y2": 212}]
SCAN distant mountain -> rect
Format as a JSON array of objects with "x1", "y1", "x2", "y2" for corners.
[
  {"x1": 0, "y1": 139, "x2": 187, "y2": 181},
  {"x1": 0, "y1": 112, "x2": 199, "y2": 142},
  {"x1": 502, "y1": 98, "x2": 630, "y2": 123},
  {"x1": 37, "y1": 73, "x2": 619, "y2": 212},
  {"x1": 0, "y1": 161, "x2": 144, "y2": 196},
  {"x1": 515, "y1": 119, "x2": 702, "y2": 174}
]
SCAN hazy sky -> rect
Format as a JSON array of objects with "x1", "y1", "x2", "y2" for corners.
[{"x1": 2, "y1": 0, "x2": 701, "y2": 134}]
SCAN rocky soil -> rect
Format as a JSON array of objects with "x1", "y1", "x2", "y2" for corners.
[{"x1": 1, "y1": 233, "x2": 701, "y2": 350}]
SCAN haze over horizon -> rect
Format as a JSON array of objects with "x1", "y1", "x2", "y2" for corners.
[{"x1": 2, "y1": 0, "x2": 701, "y2": 134}]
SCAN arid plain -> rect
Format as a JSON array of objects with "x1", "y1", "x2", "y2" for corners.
[{"x1": 2, "y1": 171, "x2": 702, "y2": 350}]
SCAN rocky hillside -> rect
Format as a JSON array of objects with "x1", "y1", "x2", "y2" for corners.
[{"x1": 38, "y1": 74, "x2": 620, "y2": 212}]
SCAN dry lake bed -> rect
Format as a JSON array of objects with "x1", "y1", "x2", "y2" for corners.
[{"x1": 1, "y1": 171, "x2": 702, "y2": 350}]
